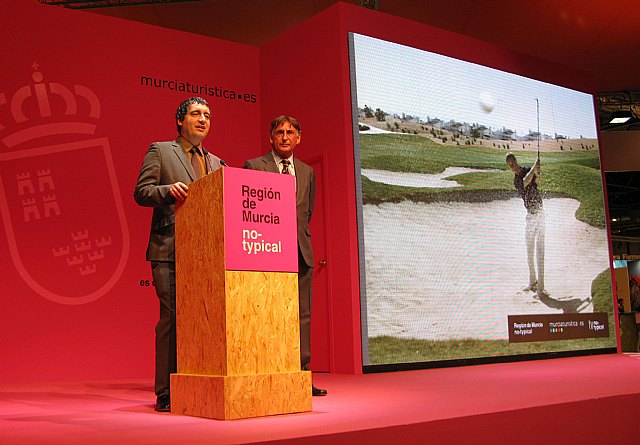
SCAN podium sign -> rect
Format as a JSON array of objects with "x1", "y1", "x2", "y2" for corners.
[
  {"x1": 223, "y1": 167, "x2": 297, "y2": 272},
  {"x1": 171, "y1": 167, "x2": 311, "y2": 420}
]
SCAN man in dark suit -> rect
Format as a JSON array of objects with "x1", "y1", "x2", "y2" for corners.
[
  {"x1": 134, "y1": 97, "x2": 224, "y2": 412},
  {"x1": 243, "y1": 115, "x2": 326, "y2": 397}
]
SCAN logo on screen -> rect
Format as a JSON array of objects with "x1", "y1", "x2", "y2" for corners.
[{"x1": 0, "y1": 63, "x2": 129, "y2": 305}]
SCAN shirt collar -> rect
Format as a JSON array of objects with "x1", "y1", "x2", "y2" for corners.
[
  {"x1": 177, "y1": 136, "x2": 203, "y2": 155},
  {"x1": 271, "y1": 150, "x2": 293, "y2": 164}
]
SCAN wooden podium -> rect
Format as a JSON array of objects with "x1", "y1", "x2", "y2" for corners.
[{"x1": 170, "y1": 167, "x2": 312, "y2": 420}]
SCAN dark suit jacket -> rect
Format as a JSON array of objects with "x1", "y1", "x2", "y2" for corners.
[
  {"x1": 243, "y1": 152, "x2": 315, "y2": 267},
  {"x1": 134, "y1": 139, "x2": 224, "y2": 262}
]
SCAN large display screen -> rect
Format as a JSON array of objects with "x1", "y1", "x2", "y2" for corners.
[{"x1": 349, "y1": 33, "x2": 616, "y2": 370}]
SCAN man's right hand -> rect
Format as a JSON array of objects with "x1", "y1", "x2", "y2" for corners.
[
  {"x1": 169, "y1": 181, "x2": 189, "y2": 202},
  {"x1": 533, "y1": 157, "x2": 541, "y2": 172}
]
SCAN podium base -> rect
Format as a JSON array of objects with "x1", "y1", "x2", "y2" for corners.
[{"x1": 170, "y1": 371, "x2": 312, "y2": 419}]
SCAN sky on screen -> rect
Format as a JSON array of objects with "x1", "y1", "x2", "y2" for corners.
[{"x1": 352, "y1": 33, "x2": 597, "y2": 139}]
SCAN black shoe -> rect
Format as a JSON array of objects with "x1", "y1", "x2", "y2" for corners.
[
  {"x1": 155, "y1": 395, "x2": 171, "y2": 412},
  {"x1": 312, "y1": 385, "x2": 327, "y2": 397}
]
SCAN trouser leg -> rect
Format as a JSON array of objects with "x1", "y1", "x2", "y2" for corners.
[
  {"x1": 151, "y1": 261, "x2": 176, "y2": 397},
  {"x1": 298, "y1": 256, "x2": 313, "y2": 371},
  {"x1": 525, "y1": 214, "x2": 537, "y2": 286},
  {"x1": 535, "y1": 212, "x2": 545, "y2": 291}
]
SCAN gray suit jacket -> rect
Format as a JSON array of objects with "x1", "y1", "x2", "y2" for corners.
[
  {"x1": 243, "y1": 152, "x2": 315, "y2": 267},
  {"x1": 134, "y1": 139, "x2": 224, "y2": 262}
]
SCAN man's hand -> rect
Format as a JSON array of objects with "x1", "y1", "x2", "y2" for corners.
[
  {"x1": 533, "y1": 158, "x2": 541, "y2": 174},
  {"x1": 169, "y1": 182, "x2": 189, "y2": 203},
  {"x1": 532, "y1": 158, "x2": 541, "y2": 185},
  {"x1": 523, "y1": 159, "x2": 541, "y2": 188}
]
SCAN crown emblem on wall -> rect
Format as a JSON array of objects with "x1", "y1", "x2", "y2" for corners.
[{"x1": 0, "y1": 63, "x2": 101, "y2": 148}]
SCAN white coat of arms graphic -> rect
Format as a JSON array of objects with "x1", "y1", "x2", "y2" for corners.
[{"x1": 0, "y1": 64, "x2": 129, "y2": 304}]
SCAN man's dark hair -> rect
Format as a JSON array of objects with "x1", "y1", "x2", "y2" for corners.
[
  {"x1": 175, "y1": 97, "x2": 210, "y2": 134},
  {"x1": 269, "y1": 115, "x2": 302, "y2": 135},
  {"x1": 505, "y1": 152, "x2": 517, "y2": 163}
]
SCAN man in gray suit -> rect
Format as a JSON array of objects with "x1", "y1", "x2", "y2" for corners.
[
  {"x1": 243, "y1": 115, "x2": 326, "y2": 396},
  {"x1": 134, "y1": 97, "x2": 224, "y2": 412}
]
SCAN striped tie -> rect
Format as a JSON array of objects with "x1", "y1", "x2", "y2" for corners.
[
  {"x1": 281, "y1": 159, "x2": 291, "y2": 175},
  {"x1": 190, "y1": 147, "x2": 202, "y2": 179}
]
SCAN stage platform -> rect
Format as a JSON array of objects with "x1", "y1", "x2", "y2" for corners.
[{"x1": 2, "y1": 353, "x2": 640, "y2": 444}]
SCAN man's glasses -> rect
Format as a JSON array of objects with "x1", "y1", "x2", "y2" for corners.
[{"x1": 272, "y1": 129, "x2": 298, "y2": 138}]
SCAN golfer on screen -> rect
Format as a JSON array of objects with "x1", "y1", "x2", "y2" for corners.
[{"x1": 506, "y1": 153, "x2": 547, "y2": 299}]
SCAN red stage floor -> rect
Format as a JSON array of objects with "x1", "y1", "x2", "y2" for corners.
[{"x1": 2, "y1": 353, "x2": 640, "y2": 444}]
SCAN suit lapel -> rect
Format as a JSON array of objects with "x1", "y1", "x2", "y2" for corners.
[
  {"x1": 293, "y1": 158, "x2": 306, "y2": 191},
  {"x1": 261, "y1": 152, "x2": 279, "y2": 174},
  {"x1": 261, "y1": 152, "x2": 303, "y2": 196},
  {"x1": 172, "y1": 140, "x2": 196, "y2": 181}
]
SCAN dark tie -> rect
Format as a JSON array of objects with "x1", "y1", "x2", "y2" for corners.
[
  {"x1": 190, "y1": 147, "x2": 202, "y2": 179},
  {"x1": 281, "y1": 159, "x2": 291, "y2": 175}
]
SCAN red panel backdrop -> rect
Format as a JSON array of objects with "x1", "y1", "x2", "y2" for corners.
[
  {"x1": 0, "y1": 1, "x2": 260, "y2": 381},
  {"x1": 260, "y1": 6, "x2": 363, "y2": 374},
  {"x1": 259, "y1": 2, "x2": 598, "y2": 374},
  {"x1": 1, "y1": 1, "x2": 602, "y2": 382}
]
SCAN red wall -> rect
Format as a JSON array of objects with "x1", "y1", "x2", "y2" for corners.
[
  {"x1": 1, "y1": 1, "x2": 602, "y2": 382},
  {"x1": 260, "y1": 5, "x2": 366, "y2": 374},
  {"x1": 0, "y1": 1, "x2": 260, "y2": 381},
  {"x1": 259, "y1": 2, "x2": 599, "y2": 374}
]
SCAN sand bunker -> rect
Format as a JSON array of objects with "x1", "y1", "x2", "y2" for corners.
[
  {"x1": 361, "y1": 167, "x2": 501, "y2": 188},
  {"x1": 362, "y1": 198, "x2": 609, "y2": 341}
]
